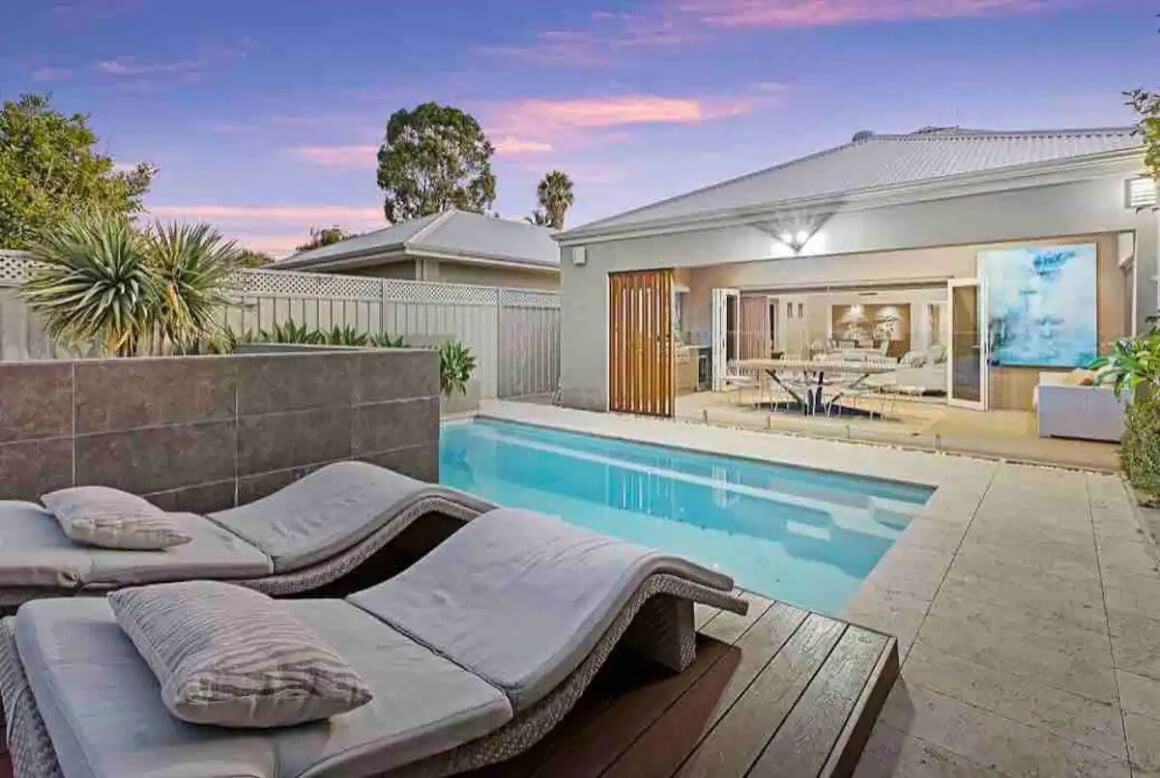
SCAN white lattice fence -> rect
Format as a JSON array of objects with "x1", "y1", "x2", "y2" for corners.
[{"x1": 0, "y1": 255, "x2": 560, "y2": 400}]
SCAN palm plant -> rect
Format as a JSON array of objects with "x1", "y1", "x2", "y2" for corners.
[
  {"x1": 525, "y1": 209, "x2": 551, "y2": 227},
  {"x1": 20, "y1": 210, "x2": 156, "y2": 356},
  {"x1": 536, "y1": 170, "x2": 574, "y2": 230},
  {"x1": 143, "y1": 221, "x2": 240, "y2": 352}
]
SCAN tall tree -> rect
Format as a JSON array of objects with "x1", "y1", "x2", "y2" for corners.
[
  {"x1": 296, "y1": 226, "x2": 354, "y2": 252},
  {"x1": 0, "y1": 93, "x2": 156, "y2": 249},
  {"x1": 525, "y1": 209, "x2": 551, "y2": 226},
  {"x1": 376, "y1": 103, "x2": 496, "y2": 222},
  {"x1": 1126, "y1": 17, "x2": 1160, "y2": 194},
  {"x1": 236, "y1": 248, "x2": 275, "y2": 267},
  {"x1": 536, "y1": 170, "x2": 574, "y2": 230}
]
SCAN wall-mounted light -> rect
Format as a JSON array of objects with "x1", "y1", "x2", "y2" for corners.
[
  {"x1": 1126, "y1": 177, "x2": 1157, "y2": 210},
  {"x1": 777, "y1": 229, "x2": 812, "y2": 253}
]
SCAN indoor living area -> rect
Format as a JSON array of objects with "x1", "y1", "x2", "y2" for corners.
[{"x1": 669, "y1": 233, "x2": 1136, "y2": 470}]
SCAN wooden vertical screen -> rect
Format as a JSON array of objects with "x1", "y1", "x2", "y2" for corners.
[{"x1": 609, "y1": 269, "x2": 674, "y2": 417}]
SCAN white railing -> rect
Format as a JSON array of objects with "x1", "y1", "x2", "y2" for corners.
[{"x1": 0, "y1": 252, "x2": 560, "y2": 400}]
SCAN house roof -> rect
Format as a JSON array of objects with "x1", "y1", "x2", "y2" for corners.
[
  {"x1": 275, "y1": 209, "x2": 560, "y2": 271},
  {"x1": 559, "y1": 126, "x2": 1141, "y2": 241}
]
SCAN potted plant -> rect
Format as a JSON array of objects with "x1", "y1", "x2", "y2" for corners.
[{"x1": 438, "y1": 340, "x2": 479, "y2": 415}]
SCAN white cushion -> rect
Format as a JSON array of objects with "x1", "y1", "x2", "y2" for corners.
[
  {"x1": 41, "y1": 486, "x2": 190, "y2": 550},
  {"x1": 109, "y1": 581, "x2": 372, "y2": 728}
]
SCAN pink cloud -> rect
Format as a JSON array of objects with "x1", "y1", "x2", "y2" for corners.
[
  {"x1": 148, "y1": 205, "x2": 383, "y2": 224},
  {"x1": 31, "y1": 67, "x2": 73, "y2": 82},
  {"x1": 492, "y1": 94, "x2": 753, "y2": 133},
  {"x1": 294, "y1": 145, "x2": 379, "y2": 168},
  {"x1": 678, "y1": 0, "x2": 1058, "y2": 28},
  {"x1": 94, "y1": 39, "x2": 250, "y2": 85},
  {"x1": 473, "y1": 30, "x2": 607, "y2": 67},
  {"x1": 492, "y1": 136, "x2": 554, "y2": 155}
]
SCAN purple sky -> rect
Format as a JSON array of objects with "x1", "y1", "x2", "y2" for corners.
[{"x1": 1, "y1": 0, "x2": 1154, "y2": 256}]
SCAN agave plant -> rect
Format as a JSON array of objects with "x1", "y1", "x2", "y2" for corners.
[
  {"x1": 438, "y1": 340, "x2": 476, "y2": 396},
  {"x1": 324, "y1": 324, "x2": 369, "y2": 347},
  {"x1": 20, "y1": 211, "x2": 156, "y2": 355},
  {"x1": 370, "y1": 332, "x2": 407, "y2": 348},
  {"x1": 143, "y1": 221, "x2": 240, "y2": 352},
  {"x1": 258, "y1": 320, "x2": 323, "y2": 344}
]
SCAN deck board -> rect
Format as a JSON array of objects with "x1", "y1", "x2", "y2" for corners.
[{"x1": 470, "y1": 600, "x2": 898, "y2": 778}]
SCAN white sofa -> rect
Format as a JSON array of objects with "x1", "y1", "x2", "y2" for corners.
[{"x1": 1035, "y1": 372, "x2": 1128, "y2": 442}]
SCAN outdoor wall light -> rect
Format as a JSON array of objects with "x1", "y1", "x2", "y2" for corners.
[{"x1": 777, "y1": 229, "x2": 812, "y2": 253}]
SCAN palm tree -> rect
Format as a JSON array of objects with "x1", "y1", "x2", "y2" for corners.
[
  {"x1": 536, "y1": 170, "x2": 574, "y2": 230},
  {"x1": 21, "y1": 210, "x2": 156, "y2": 356}
]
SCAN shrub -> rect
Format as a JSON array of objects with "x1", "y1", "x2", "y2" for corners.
[
  {"x1": 1122, "y1": 392, "x2": 1160, "y2": 505},
  {"x1": 438, "y1": 340, "x2": 476, "y2": 396}
]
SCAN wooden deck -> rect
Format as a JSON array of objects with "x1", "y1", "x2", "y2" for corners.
[
  {"x1": 0, "y1": 593, "x2": 896, "y2": 778},
  {"x1": 470, "y1": 591, "x2": 900, "y2": 778}
]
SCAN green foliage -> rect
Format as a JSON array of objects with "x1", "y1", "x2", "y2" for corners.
[
  {"x1": 370, "y1": 332, "x2": 407, "y2": 348},
  {"x1": 324, "y1": 324, "x2": 368, "y2": 347},
  {"x1": 1092, "y1": 330, "x2": 1160, "y2": 398},
  {"x1": 1127, "y1": 88, "x2": 1160, "y2": 186},
  {"x1": 1122, "y1": 394, "x2": 1160, "y2": 505},
  {"x1": 143, "y1": 222, "x2": 240, "y2": 352},
  {"x1": 20, "y1": 210, "x2": 155, "y2": 355},
  {"x1": 236, "y1": 249, "x2": 274, "y2": 267},
  {"x1": 296, "y1": 226, "x2": 355, "y2": 252},
  {"x1": 525, "y1": 209, "x2": 551, "y2": 227},
  {"x1": 0, "y1": 94, "x2": 156, "y2": 249},
  {"x1": 536, "y1": 170, "x2": 574, "y2": 230},
  {"x1": 258, "y1": 320, "x2": 322, "y2": 344},
  {"x1": 438, "y1": 339, "x2": 476, "y2": 396},
  {"x1": 21, "y1": 212, "x2": 241, "y2": 356},
  {"x1": 376, "y1": 103, "x2": 496, "y2": 222}
]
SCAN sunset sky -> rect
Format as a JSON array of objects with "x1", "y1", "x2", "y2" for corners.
[{"x1": 1, "y1": 0, "x2": 1154, "y2": 256}]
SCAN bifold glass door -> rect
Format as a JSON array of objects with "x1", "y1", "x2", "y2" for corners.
[
  {"x1": 947, "y1": 278, "x2": 987, "y2": 410},
  {"x1": 711, "y1": 288, "x2": 740, "y2": 391}
]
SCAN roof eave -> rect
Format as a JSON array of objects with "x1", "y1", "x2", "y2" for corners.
[
  {"x1": 556, "y1": 147, "x2": 1145, "y2": 246},
  {"x1": 405, "y1": 244, "x2": 560, "y2": 272},
  {"x1": 272, "y1": 243, "x2": 408, "y2": 271}
]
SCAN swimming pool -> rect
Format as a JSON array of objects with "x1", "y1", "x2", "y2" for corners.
[{"x1": 439, "y1": 418, "x2": 933, "y2": 615}]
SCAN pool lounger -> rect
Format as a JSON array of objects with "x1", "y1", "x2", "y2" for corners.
[
  {"x1": 0, "y1": 460, "x2": 497, "y2": 609},
  {"x1": 0, "y1": 508, "x2": 747, "y2": 778}
]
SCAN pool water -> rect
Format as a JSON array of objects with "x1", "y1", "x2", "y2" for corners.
[{"x1": 439, "y1": 419, "x2": 933, "y2": 615}]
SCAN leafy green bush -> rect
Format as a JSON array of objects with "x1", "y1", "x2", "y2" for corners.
[
  {"x1": 438, "y1": 340, "x2": 476, "y2": 396},
  {"x1": 1122, "y1": 392, "x2": 1160, "y2": 505}
]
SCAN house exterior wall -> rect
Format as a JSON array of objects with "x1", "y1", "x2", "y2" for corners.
[
  {"x1": 430, "y1": 260, "x2": 559, "y2": 290},
  {"x1": 348, "y1": 260, "x2": 419, "y2": 280},
  {"x1": 560, "y1": 174, "x2": 1159, "y2": 411}
]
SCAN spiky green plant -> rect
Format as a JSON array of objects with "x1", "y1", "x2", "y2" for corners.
[
  {"x1": 258, "y1": 320, "x2": 322, "y2": 344},
  {"x1": 20, "y1": 210, "x2": 156, "y2": 355},
  {"x1": 438, "y1": 339, "x2": 476, "y2": 396},
  {"x1": 370, "y1": 332, "x2": 407, "y2": 348},
  {"x1": 142, "y1": 221, "x2": 240, "y2": 352},
  {"x1": 324, "y1": 324, "x2": 369, "y2": 347}
]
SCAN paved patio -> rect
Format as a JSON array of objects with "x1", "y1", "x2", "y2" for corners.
[{"x1": 478, "y1": 401, "x2": 1160, "y2": 777}]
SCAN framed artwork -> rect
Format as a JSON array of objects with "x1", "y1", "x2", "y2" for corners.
[{"x1": 978, "y1": 243, "x2": 1098, "y2": 368}]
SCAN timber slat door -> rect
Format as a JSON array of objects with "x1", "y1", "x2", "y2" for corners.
[{"x1": 609, "y1": 269, "x2": 674, "y2": 417}]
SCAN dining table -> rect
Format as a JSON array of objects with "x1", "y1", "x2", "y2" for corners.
[{"x1": 732, "y1": 358, "x2": 897, "y2": 416}]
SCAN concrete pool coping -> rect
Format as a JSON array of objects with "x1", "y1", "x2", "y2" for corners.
[{"x1": 474, "y1": 400, "x2": 1160, "y2": 776}]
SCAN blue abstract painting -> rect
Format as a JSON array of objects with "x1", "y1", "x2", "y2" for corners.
[{"x1": 978, "y1": 244, "x2": 1098, "y2": 368}]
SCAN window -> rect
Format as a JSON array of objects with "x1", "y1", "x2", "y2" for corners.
[{"x1": 786, "y1": 301, "x2": 793, "y2": 319}]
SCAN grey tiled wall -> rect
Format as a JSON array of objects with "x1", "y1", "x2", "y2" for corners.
[{"x1": 0, "y1": 350, "x2": 440, "y2": 512}]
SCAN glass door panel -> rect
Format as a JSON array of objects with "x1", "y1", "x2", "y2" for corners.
[{"x1": 948, "y1": 279, "x2": 986, "y2": 410}]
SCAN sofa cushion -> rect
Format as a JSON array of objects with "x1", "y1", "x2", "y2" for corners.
[
  {"x1": 41, "y1": 486, "x2": 191, "y2": 550},
  {"x1": 109, "y1": 581, "x2": 372, "y2": 727}
]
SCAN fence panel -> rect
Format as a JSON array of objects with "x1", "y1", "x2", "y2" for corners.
[
  {"x1": 0, "y1": 253, "x2": 560, "y2": 401},
  {"x1": 499, "y1": 289, "x2": 561, "y2": 398}
]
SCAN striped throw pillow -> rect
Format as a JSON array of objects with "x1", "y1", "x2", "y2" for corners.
[
  {"x1": 41, "y1": 486, "x2": 191, "y2": 550},
  {"x1": 109, "y1": 581, "x2": 373, "y2": 728}
]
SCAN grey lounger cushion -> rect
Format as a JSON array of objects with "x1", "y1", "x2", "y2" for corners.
[
  {"x1": 41, "y1": 486, "x2": 192, "y2": 550},
  {"x1": 349, "y1": 507, "x2": 734, "y2": 711},
  {"x1": 15, "y1": 598, "x2": 511, "y2": 778},
  {"x1": 0, "y1": 502, "x2": 271, "y2": 589},
  {"x1": 110, "y1": 581, "x2": 373, "y2": 727},
  {"x1": 209, "y1": 460, "x2": 494, "y2": 573}
]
